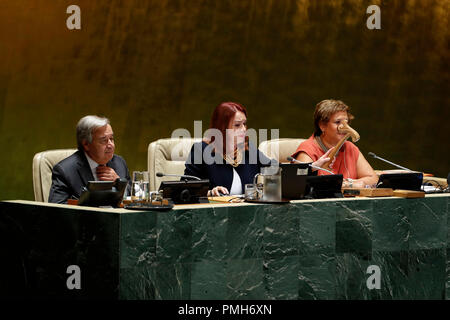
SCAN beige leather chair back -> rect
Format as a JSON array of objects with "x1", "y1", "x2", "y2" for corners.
[
  {"x1": 148, "y1": 138, "x2": 202, "y2": 191},
  {"x1": 258, "y1": 138, "x2": 306, "y2": 163},
  {"x1": 32, "y1": 149, "x2": 77, "y2": 202}
]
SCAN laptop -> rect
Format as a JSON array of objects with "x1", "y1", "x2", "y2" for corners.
[{"x1": 280, "y1": 163, "x2": 310, "y2": 199}]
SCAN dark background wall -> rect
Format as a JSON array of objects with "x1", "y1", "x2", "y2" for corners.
[{"x1": 0, "y1": 0, "x2": 448, "y2": 200}]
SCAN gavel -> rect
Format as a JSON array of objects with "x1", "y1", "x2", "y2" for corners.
[{"x1": 322, "y1": 122, "x2": 360, "y2": 171}]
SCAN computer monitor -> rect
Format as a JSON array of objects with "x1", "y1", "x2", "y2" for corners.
[
  {"x1": 280, "y1": 163, "x2": 310, "y2": 199},
  {"x1": 376, "y1": 172, "x2": 423, "y2": 191},
  {"x1": 78, "y1": 178, "x2": 128, "y2": 208},
  {"x1": 305, "y1": 174, "x2": 344, "y2": 199},
  {"x1": 159, "y1": 179, "x2": 210, "y2": 204}
]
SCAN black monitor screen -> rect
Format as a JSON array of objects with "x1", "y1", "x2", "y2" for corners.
[
  {"x1": 280, "y1": 163, "x2": 310, "y2": 199},
  {"x1": 159, "y1": 179, "x2": 210, "y2": 204},
  {"x1": 377, "y1": 172, "x2": 423, "y2": 191},
  {"x1": 78, "y1": 179, "x2": 128, "y2": 208},
  {"x1": 306, "y1": 174, "x2": 343, "y2": 199}
]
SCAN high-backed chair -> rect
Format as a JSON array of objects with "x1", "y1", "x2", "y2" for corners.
[
  {"x1": 148, "y1": 138, "x2": 202, "y2": 191},
  {"x1": 32, "y1": 149, "x2": 77, "y2": 202},
  {"x1": 258, "y1": 138, "x2": 306, "y2": 163}
]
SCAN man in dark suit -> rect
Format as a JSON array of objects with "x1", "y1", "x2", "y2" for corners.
[{"x1": 48, "y1": 115, "x2": 131, "y2": 203}]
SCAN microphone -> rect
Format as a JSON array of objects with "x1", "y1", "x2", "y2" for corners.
[
  {"x1": 156, "y1": 172, "x2": 201, "y2": 181},
  {"x1": 367, "y1": 152, "x2": 412, "y2": 171},
  {"x1": 286, "y1": 157, "x2": 335, "y2": 175}
]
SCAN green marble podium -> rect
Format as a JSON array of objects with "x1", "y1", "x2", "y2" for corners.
[{"x1": 0, "y1": 194, "x2": 449, "y2": 299}]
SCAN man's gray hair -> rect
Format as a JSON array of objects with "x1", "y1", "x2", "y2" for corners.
[{"x1": 76, "y1": 115, "x2": 110, "y2": 151}]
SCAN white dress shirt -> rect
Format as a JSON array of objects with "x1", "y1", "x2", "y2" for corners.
[
  {"x1": 84, "y1": 152, "x2": 100, "y2": 181},
  {"x1": 229, "y1": 168, "x2": 243, "y2": 195}
]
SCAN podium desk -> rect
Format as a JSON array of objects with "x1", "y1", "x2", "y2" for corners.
[{"x1": 0, "y1": 194, "x2": 449, "y2": 299}]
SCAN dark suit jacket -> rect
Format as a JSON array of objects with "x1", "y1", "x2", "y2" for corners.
[
  {"x1": 184, "y1": 141, "x2": 274, "y2": 191},
  {"x1": 48, "y1": 150, "x2": 131, "y2": 204}
]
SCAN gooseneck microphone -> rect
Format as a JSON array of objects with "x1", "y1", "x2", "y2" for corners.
[
  {"x1": 156, "y1": 172, "x2": 201, "y2": 181},
  {"x1": 367, "y1": 152, "x2": 412, "y2": 171},
  {"x1": 286, "y1": 157, "x2": 335, "y2": 175}
]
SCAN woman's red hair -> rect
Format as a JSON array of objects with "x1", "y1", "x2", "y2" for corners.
[{"x1": 206, "y1": 102, "x2": 248, "y2": 154}]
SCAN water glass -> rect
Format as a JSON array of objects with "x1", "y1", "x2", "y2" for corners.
[
  {"x1": 132, "y1": 171, "x2": 150, "y2": 201},
  {"x1": 245, "y1": 184, "x2": 258, "y2": 200}
]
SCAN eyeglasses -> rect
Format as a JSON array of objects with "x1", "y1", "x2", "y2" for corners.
[{"x1": 95, "y1": 136, "x2": 115, "y2": 145}]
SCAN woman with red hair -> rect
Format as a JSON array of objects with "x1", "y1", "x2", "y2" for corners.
[
  {"x1": 184, "y1": 101, "x2": 332, "y2": 196},
  {"x1": 184, "y1": 102, "x2": 269, "y2": 196}
]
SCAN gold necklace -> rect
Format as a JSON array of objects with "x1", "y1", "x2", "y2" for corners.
[{"x1": 223, "y1": 148, "x2": 243, "y2": 167}]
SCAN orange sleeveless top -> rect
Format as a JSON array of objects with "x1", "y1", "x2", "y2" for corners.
[{"x1": 292, "y1": 134, "x2": 360, "y2": 179}]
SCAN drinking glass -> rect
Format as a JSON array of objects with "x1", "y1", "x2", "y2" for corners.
[
  {"x1": 150, "y1": 190, "x2": 164, "y2": 204},
  {"x1": 132, "y1": 171, "x2": 150, "y2": 201},
  {"x1": 245, "y1": 184, "x2": 258, "y2": 200}
]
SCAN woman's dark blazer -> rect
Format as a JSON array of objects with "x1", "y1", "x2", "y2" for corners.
[{"x1": 184, "y1": 141, "x2": 273, "y2": 192}]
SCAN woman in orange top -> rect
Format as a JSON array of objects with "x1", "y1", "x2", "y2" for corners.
[{"x1": 292, "y1": 99, "x2": 378, "y2": 188}]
